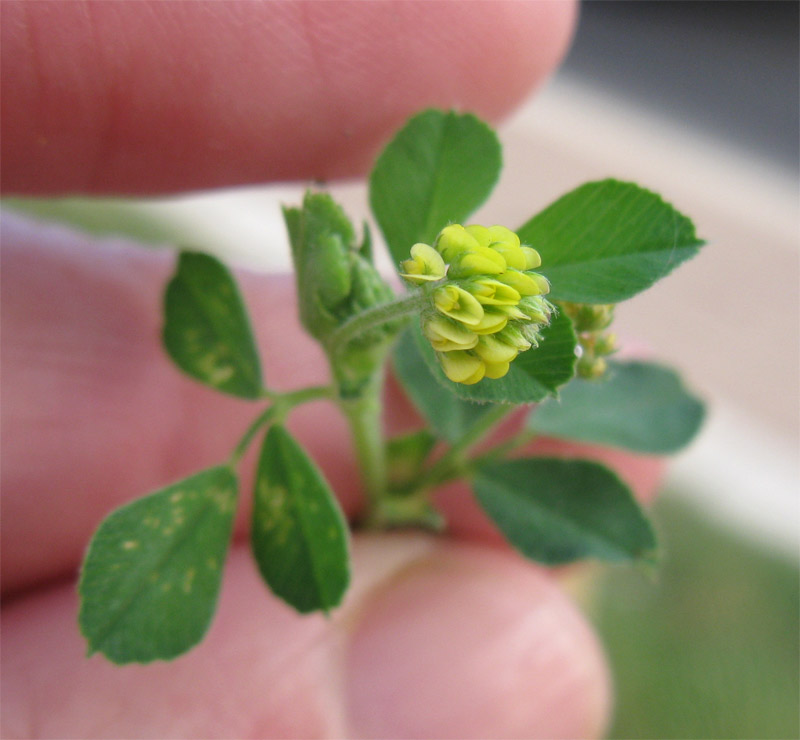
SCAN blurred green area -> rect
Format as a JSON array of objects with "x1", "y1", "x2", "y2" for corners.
[{"x1": 588, "y1": 493, "x2": 799, "y2": 740}]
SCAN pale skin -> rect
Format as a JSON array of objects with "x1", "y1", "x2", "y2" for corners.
[{"x1": 1, "y1": 3, "x2": 664, "y2": 737}]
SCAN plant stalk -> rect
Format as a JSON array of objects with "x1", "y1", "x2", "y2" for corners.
[
  {"x1": 229, "y1": 385, "x2": 334, "y2": 466},
  {"x1": 421, "y1": 403, "x2": 514, "y2": 487},
  {"x1": 328, "y1": 291, "x2": 428, "y2": 354},
  {"x1": 339, "y1": 373, "x2": 387, "y2": 508}
]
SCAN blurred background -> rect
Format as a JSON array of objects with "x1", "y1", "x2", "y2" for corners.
[{"x1": 4, "y1": 2, "x2": 798, "y2": 737}]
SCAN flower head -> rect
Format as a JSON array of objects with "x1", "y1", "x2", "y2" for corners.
[{"x1": 400, "y1": 223, "x2": 555, "y2": 384}]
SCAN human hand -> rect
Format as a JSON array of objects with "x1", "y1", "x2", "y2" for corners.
[{"x1": 1, "y1": 3, "x2": 661, "y2": 737}]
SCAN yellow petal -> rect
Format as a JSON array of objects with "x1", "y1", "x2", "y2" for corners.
[
  {"x1": 448, "y1": 246, "x2": 507, "y2": 278},
  {"x1": 423, "y1": 315, "x2": 479, "y2": 350},
  {"x1": 435, "y1": 225, "x2": 480, "y2": 262},
  {"x1": 439, "y1": 351, "x2": 484, "y2": 383},
  {"x1": 460, "y1": 364, "x2": 487, "y2": 385},
  {"x1": 486, "y1": 225, "x2": 520, "y2": 249},
  {"x1": 464, "y1": 224, "x2": 492, "y2": 248},
  {"x1": 490, "y1": 243, "x2": 527, "y2": 270},
  {"x1": 399, "y1": 242, "x2": 446, "y2": 283},
  {"x1": 473, "y1": 335, "x2": 518, "y2": 364},
  {"x1": 520, "y1": 247, "x2": 542, "y2": 269},
  {"x1": 483, "y1": 361, "x2": 510, "y2": 379},
  {"x1": 433, "y1": 285, "x2": 484, "y2": 326},
  {"x1": 466, "y1": 278, "x2": 521, "y2": 306},
  {"x1": 497, "y1": 269, "x2": 547, "y2": 296},
  {"x1": 471, "y1": 309, "x2": 509, "y2": 335}
]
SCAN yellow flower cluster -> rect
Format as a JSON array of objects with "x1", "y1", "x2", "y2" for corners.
[{"x1": 400, "y1": 224, "x2": 554, "y2": 385}]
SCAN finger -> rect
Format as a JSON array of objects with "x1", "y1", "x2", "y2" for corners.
[
  {"x1": 1, "y1": 0, "x2": 576, "y2": 195},
  {"x1": 1, "y1": 212, "x2": 359, "y2": 595},
  {"x1": 1, "y1": 536, "x2": 610, "y2": 739},
  {"x1": 1, "y1": 214, "x2": 662, "y2": 595}
]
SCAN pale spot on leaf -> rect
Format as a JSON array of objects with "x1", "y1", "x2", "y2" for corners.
[{"x1": 182, "y1": 568, "x2": 196, "y2": 594}]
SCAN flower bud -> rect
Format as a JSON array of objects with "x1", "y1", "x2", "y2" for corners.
[
  {"x1": 422, "y1": 314, "x2": 479, "y2": 352},
  {"x1": 473, "y1": 334, "x2": 519, "y2": 364},
  {"x1": 439, "y1": 350, "x2": 486, "y2": 384},
  {"x1": 486, "y1": 225, "x2": 521, "y2": 249},
  {"x1": 447, "y1": 245, "x2": 507, "y2": 278},
  {"x1": 484, "y1": 360, "x2": 511, "y2": 379},
  {"x1": 496, "y1": 324, "x2": 532, "y2": 352},
  {"x1": 562, "y1": 303, "x2": 614, "y2": 332},
  {"x1": 464, "y1": 224, "x2": 492, "y2": 248},
  {"x1": 435, "y1": 225, "x2": 481, "y2": 262},
  {"x1": 399, "y1": 243, "x2": 446, "y2": 284},
  {"x1": 464, "y1": 277, "x2": 521, "y2": 306},
  {"x1": 517, "y1": 296, "x2": 553, "y2": 324},
  {"x1": 471, "y1": 308, "x2": 509, "y2": 335},
  {"x1": 497, "y1": 269, "x2": 549, "y2": 296},
  {"x1": 433, "y1": 285, "x2": 484, "y2": 326},
  {"x1": 594, "y1": 332, "x2": 618, "y2": 356},
  {"x1": 577, "y1": 356, "x2": 607, "y2": 380},
  {"x1": 520, "y1": 246, "x2": 542, "y2": 270}
]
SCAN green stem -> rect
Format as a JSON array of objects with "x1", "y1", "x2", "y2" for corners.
[
  {"x1": 422, "y1": 404, "x2": 514, "y2": 487},
  {"x1": 339, "y1": 374, "x2": 386, "y2": 506},
  {"x1": 475, "y1": 428, "x2": 537, "y2": 466},
  {"x1": 328, "y1": 291, "x2": 428, "y2": 353},
  {"x1": 229, "y1": 384, "x2": 334, "y2": 466}
]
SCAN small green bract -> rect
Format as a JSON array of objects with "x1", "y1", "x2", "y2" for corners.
[{"x1": 78, "y1": 109, "x2": 706, "y2": 663}]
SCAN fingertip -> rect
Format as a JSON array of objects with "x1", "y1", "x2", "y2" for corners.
[
  {"x1": 2, "y1": 0, "x2": 577, "y2": 194},
  {"x1": 346, "y1": 541, "x2": 610, "y2": 739}
]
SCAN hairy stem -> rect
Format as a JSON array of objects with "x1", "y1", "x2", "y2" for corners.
[
  {"x1": 339, "y1": 374, "x2": 386, "y2": 507},
  {"x1": 421, "y1": 404, "x2": 514, "y2": 487},
  {"x1": 327, "y1": 291, "x2": 428, "y2": 354}
]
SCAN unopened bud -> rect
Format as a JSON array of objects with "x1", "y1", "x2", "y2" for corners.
[
  {"x1": 520, "y1": 247, "x2": 542, "y2": 270},
  {"x1": 433, "y1": 285, "x2": 484, "y2": 326},
  {"x1": 435, "y1": 225, "x2": 481, "y2": 262},
  {"x1": 439, "y1": 350, "x2": 486, "y2": 385},
  {"x1": 448, "y1": 245, "x2": 507, "y2": 278},
  {"x1": 465, "y1": 277, "x2": 521, "y2": 306},
  {"x1": 422, "y1": 314, "x2": 479, "y2": 352},
  {"x1": 399, "y1": 243, "x2": 446, "y2": 284},
  {"x1": 594, "y1": 333, "x2": 618, "y2": 356},
  {"x1": 473, "y1": 334, "x2": 519, "y2": 364}
]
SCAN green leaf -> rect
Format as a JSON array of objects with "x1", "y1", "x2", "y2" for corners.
[
  {"x1": 407, "y1": 309, "x2": 576, "y2": 405},
  {"x1": 79, "y1": 466, "x2": 238, "y2": 663},
  {"x1": 163, "y1": 250, "x2": 263, "y2": 399},
  {"x1": 251, "y1": 425, "x2": 350, "y2": 613},
  {"x1": 529, "y1": 360, "x2": 705, "y2": 454},
  {"x1": 473, "y1": 458, "x2": 656, "y2": 565},
  {"x1": 370, "y1": 109, "x2": 502, "y2": 267},
  {"x1": 392, "y1": 329, "x2": 493, "y2": 441},
  {"x1": 516, "y1": 180, "x2": 704, "y2": 303}
]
